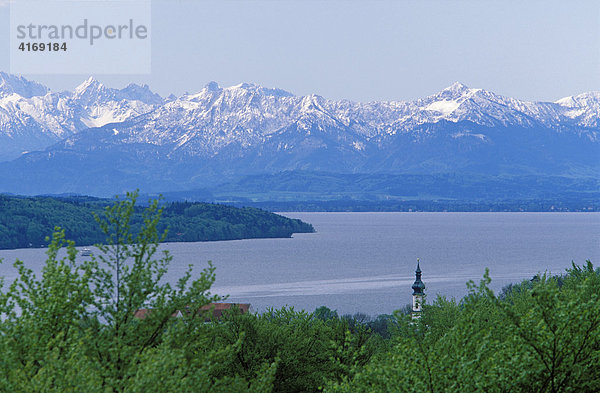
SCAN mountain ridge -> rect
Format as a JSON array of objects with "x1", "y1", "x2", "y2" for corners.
[
  {"x1": 0, "y1": 72, "x2": 598, "y2": 197},
  {"x1": 0, "y1": 73, "x2": 165, "y2": 161}
]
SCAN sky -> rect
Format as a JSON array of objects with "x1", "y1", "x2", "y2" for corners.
[{"x1": 0, "y1": 0, "x2": 599, "y2": 102}]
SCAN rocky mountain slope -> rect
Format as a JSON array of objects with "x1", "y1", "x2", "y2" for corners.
[{"x1": 0, "y1": 72, "x2": 163, "y2": 161}]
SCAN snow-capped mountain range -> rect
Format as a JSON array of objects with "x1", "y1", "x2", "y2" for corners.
[
  {"x1": 0, "y1": 72, "x2": 163, "y2": 160},
  {"x1": 0, "y1": 72, "x2": 598, "y2": 196}
]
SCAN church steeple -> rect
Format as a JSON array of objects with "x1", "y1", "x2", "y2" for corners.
[
  {"x1": 412, "y1": 260, "x2": 424, "y2": 295},
  {"x1": 411, "y1": 259, "x2": 425, "y2": 318}
]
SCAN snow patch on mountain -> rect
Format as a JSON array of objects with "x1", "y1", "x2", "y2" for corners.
[
  {"x1": 452, "y1": 130, "x2": 487, "y2": 141},
  {"x1": 426, "y1": 100, "x2": 460, "y2": 115}
]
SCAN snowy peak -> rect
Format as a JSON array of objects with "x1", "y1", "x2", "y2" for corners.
[
  {"x1": 0, "y1": 72, "x2": 49, "y2": 98},
  {"x1": 74, "y1": 76, "x2": 104, "y2": 95},
  {"x1": 442, "y1": 81, "x2": 471, "y2": 95},
  {"x1": 224, "y1": 82, "x2": 293, "y2": 98},
  {"x1": 73, "y1": 77, "x2": 163, "y2": 105},
  {"x1": 554, "y1": 91, "x2": 600, "y2": 127},
  {"x1": 260, "y1": 86, "x2": 294, "y2": 98},
  {"x1": 70, "y1": 77, "x2": 163, "y2": 128},
  {"x1": 300, "y1": 94, "x2": 326, "y2": 111},
  {"x1": 555, "y1": 91, "x2": 600, "y2": 107},
  {"x1": 430, "y1": 82, "x2": 485, "y2": 102},
  {"x1": 415, "y1": 83, "x2": 570, "y2": 128},
  {"x1": 73, "y1": 77, "x2": 110, "y2": 104},
  {"x1": 179, "y1": 81, "x2": 295, "y2": 116},
  {"x1": 119, "y1": 83, "x2": 164, "y2": 105},
  {"x1": 231, "y1": 82, "x2": 258, "y2": 90},
  {"x1": 417, "y1": 82, "x2": 489, "y2": 122},
  {"x1": 204, "y1": 81, "x2": 222, "y2": 92}
]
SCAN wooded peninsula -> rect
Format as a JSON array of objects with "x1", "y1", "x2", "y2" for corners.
[{"x1": 0, "y1": 194, "x2": 314, "y2": 249}]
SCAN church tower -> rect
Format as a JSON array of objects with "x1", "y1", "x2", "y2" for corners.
[{"x1": 411, "y1": 259, "x2": 425, "y2": 319}]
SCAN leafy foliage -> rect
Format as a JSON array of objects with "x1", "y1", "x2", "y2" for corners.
[
  {"x1": 0, "y1": 192, "x2": 276, "y2": 392},
  {"x1": 204, "y1": 307, "x2": 377, "y2": 393},
  {"x1": 326, "y1": 263, "x2": 600, "y2": 393}
]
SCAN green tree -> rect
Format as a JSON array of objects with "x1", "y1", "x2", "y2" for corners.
[
  {"x1": 0, "y1": 191, "x2": 277, "y2": 392},
  {"x1": 495, "y1": 262, "x2": 600, "y2": 392},
  {"x1": 82, "y1": 191, "x2": 225, "y2": 390},
  {"x1": 326, "y1": 264, "x2": 600, "y2": 393},
  {"x1": 0, "y1": 229, "x2": 97, "y2": 392},
  {"x1": 206, "y1": 306, "x2": 376, "y2": 393}
]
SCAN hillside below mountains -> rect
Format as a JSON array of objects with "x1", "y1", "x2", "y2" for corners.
[{"x1": 0, "y1": 194, "x2": 314, "y2": 249}]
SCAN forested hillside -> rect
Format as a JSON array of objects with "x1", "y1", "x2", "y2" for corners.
[{"x1": 0, "y1": 194, "x2": 313, "y2": 249}]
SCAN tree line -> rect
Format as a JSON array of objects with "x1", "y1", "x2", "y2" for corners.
[
  {"x1": 0, "y1": 193, "x2": 597, "y2": 392},
  {"x1": 0, "y1": 194, "x2": 314, "y2": 249}
]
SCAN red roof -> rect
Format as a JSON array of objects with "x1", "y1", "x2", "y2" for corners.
[{"x1": 134, "y1": 302, "x2": 250, "y2": 320}]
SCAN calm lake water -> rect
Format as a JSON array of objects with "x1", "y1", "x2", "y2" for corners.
[{"x1": 1, "y1": 213, "x2": 599, "y2": 316}]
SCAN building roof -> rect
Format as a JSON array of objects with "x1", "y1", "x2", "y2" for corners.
[{"x1": 134, "y1": 302, "x2": 251, "y2": 321}]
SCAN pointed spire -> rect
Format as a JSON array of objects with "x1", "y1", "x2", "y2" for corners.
[{"x1": 412, "y1": 259, "x2": 425, "y2": 295}]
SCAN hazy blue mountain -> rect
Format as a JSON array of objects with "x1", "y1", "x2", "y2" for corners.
[{"x1": 0, "y1": 73, "x2": 597, "y2": 198}]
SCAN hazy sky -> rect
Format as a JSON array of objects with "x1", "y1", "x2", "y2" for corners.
[{"x1": 1, "y1": 0, "x2": 599, "y2": 102}]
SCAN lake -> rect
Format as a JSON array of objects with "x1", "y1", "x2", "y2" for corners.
[{"x1": 0, "y1": 212, "x2": 598, "y2": 316}]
